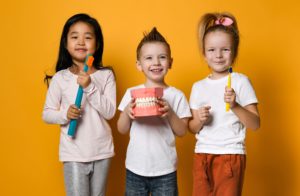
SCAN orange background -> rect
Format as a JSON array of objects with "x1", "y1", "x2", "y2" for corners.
[{"x1": 1, "y1": 0, "x2": 300, "y2": 195}]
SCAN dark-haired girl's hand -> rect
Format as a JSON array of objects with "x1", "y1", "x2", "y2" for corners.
[
  {"x1": 67, "y1": 104, "x2": 81, "y2": 120},
  {"x1": 77, "y1": 71, "x2": 91, "y2": 88}
]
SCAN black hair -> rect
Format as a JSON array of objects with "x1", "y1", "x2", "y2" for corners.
[{"x1": 44, "y1": 13, "x2": 113, "y2": 86}]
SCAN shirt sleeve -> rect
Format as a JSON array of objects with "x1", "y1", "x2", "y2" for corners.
[
  {"x1": 118, "y1": 89, "x2": 131, "y2": 112},
  {"x1": 174, "y1": 91, "x2": 192, "y2": 119},
  {"x1": 189, "y1": 83, "x2": 201, "y2": 110},
  {"x1": 42, "y1": 75, "x2": 69, "y2": 125},
  {"x1": 84, "y1": 70, "x2": 116, "y2": 120},
  {"x1": 237, "y1": 76, "x2": 258, "y2": 107}
]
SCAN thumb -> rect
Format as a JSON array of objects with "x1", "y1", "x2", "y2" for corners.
[{"x1": 204, "y1": 106, "x2": 211, "y2": 110}]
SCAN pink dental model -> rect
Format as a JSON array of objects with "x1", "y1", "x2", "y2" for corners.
[{"x1": 131, "y1": 87, "x2": 163, "y2": 117}]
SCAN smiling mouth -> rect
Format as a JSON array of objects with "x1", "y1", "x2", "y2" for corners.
[
  {"x1": 150, "y1": 68, "x2": 163, "y2": 72},
  {"x1": 76, "y1": 49, "x2": 87, "y2": 52}
]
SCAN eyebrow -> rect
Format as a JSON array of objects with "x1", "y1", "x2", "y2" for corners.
[{"x1": 69, "y1": 32, "x2": 94, "y2": 36}]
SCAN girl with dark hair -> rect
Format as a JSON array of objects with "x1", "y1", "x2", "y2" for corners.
[{"x1": 42, "y1": 13, "x2": 116, "y2": 196}]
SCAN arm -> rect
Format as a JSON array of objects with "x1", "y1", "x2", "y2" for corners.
[
  {"x1": 42, "y1": 76, "x2": 69, "y2": 125},
  {"x1": 188, "y1": 106, "x2": 211, "y2": 134},
  {"x1": 80, "y1": 70, "x2": 116, "y2": 120},
  {"x1": 225, "y1": 87, "x2": 260, "y2": 130},
  {"x1": 167, "y1": 111, "x2": 189, "y2": 137},
  {"x1": 158, "y1": 99, "x2": 189, "y2": 137},
  {"x1": 231, "y1": 103, "x2": 260, "y2": 130},
  {"x1": 117, "y1": 99, "x2": 135, "y2": 134}
]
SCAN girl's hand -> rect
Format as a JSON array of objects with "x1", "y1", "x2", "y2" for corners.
[
  {"x1": 67, "y1": 104, "x2": 81, "y2": 120},
  {"x1": 77, "y1": 71, "x2": 91, "y2": 88},
  {"x1": 224, "y1": 87, "x2": 237, "y2": 109},
  {"x1": 124, "y1": 98, "x2": 136, "y2": 120},
  {"x1": 157, "y1": 98, "x2": 173, "y2": 118},
  {"x1": 197, "y1": 106, "x2": 211, "y2": 124}
]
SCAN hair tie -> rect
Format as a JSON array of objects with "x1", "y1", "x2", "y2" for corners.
[{"x1": 215, "y1": 17, "x2": 233, "y2": 26}]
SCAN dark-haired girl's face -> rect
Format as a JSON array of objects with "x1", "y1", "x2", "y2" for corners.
[{"x1": 66, "y1": 21, "x2": 96, "y2": 65}]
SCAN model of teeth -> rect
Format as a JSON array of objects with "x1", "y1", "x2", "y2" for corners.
[{"x1": 131, "y1": 87, "x2": 164, "y2": 117}]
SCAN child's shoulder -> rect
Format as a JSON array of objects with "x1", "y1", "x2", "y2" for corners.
[
  {"x1": 232, "y1": 72, "x2": 249, "y2": 79},
  {"x1": 121, "y1": 84, "x2": 144, "y2": 95},
  {"x1": 91, "y1": 69, "x2": 115, "y2": 82},
  {"x1": 232, "y1": 72, "x2": 251, "y2": 83},
  {"x1": 165, "y1": 86, "x2": 186, "y2": 97},
  {"x1": 191, "y1": 76, "x2": 210, "y2": 87},
  {"x1": 52, "y1": 69, "x2": 72, "y2": 81},
  {"x1": 93, "y1": 68, "x2": 114, "y2": 76}
]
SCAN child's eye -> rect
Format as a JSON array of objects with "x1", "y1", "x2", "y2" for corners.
[
  {"x1": 145, "y1": 56, "x2": 152, "y2": 60},
  {"x1": 159, "y1": 55, "x2": 167, "y2": 59},
  {"x1": 223, "y1": 48, "x2": 231, "y2": 51},
  {"x1": 207, "y1": 49, "x2": 214, "y2": 52},
  {"x1": 85, "y1": 37, "x2": 92, "y2": 40},
  {"x1": 71, "y1": 36, "x2": 78, "y2": 39}
]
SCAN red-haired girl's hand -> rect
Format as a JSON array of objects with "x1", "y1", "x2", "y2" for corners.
[
  {"x1": 224, "y1": 87, "x2": 237, "y2": 109},
  {"x1": 197, "y1": 106, "x2": 211, "y2": 124}
]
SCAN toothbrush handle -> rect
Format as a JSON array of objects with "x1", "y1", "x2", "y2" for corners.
[
  {"x1": 226, "y1": 73, "x2": 231, "y2": 112},
  {"x1": 67, "y1": 65, "x2": 88, "y2": 137}
]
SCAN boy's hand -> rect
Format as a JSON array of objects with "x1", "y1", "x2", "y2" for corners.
[
  {"x1": 124, "y1": 98, "x2": 136, "y2": 120},
  {"x1": 224, "y1": 87, "x2": 237, "y2": 109},
  {"x1": 157, "y1": 98, "x2": 173, "y2": 118},
  {"x1": 77, "y1": 71, "x2": 91, "y2": 88},
  {"x1": 197, "y1": 106, "x2": 211, "y2": 124},
  {"x1": 67, "y1": 104, "x2": 81, "y2": 120}
]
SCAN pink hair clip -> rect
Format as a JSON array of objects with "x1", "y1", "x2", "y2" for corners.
[{"x1": 215, "y1": 17, "x2": 233, "y2": 26}]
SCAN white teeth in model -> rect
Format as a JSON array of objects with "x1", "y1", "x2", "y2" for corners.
[{"x1": 135, "y1": 97, "x2": 158, "y2": 107}]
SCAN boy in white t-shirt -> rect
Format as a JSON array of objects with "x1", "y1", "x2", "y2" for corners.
[{"x1": 117, "y1": 27, "x2": 191, "y2": 196}]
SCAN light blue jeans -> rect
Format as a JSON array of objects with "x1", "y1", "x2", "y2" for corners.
[{"x1": 63, "y1": 158, "x2": 111, "y2": 196}]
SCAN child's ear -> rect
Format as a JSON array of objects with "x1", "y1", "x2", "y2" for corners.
[
  {"x1": 169, "y1": 57, "x2": 173, "y2": 69},
  {"x1": 136, "y1": 60, "x2": 143, "y2": 72}
]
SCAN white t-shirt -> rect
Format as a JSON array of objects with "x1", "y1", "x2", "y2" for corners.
[
  {"x1": 118, "y1": 85, "x2": 192, "y2": 177},
  {"x1": 43, "y1": 69, "x2": 116, "y2": 162},
  {"x1": 189, "y1": 72, "x2": 258, "y2": 154}
]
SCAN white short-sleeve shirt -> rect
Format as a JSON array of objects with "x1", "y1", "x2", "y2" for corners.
[
  {"x1": 189, "y1": 73, "x2": 258, "y2": 154},
  {"x1": 118, "y1": 85, "x2": 192, "y2": 176}
]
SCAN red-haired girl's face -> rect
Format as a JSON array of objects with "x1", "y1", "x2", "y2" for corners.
[{"x1": 204, "y1": 31, "x2": 233, "y2": 79}]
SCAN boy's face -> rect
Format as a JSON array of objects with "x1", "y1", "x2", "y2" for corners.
[{"x1": 136, "y1": 42, "x2": 172, "y2": 84}]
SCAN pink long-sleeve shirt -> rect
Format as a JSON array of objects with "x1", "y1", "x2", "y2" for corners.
[{"x1": 42, "y1": 68, "x2": 116, "y2": 162}]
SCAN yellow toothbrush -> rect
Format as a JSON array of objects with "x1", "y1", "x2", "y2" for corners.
[{"x1": 226, "y1": 66, "x2": 232, "y2": 112}]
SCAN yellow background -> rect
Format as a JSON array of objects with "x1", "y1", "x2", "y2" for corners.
[{"x1": 1, "y1": 0, "x2": 299, "y2": 195}]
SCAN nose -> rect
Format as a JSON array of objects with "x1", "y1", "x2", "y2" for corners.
[
  {"x1": 77, "y1": 37, "x2": 85, "y2": 45},
  {"x1": 153, "y1": 57, "x2": 161, "y2": 65},
  {"x1": 216, "y1": 50, "x2": 223, "y2": 58}
]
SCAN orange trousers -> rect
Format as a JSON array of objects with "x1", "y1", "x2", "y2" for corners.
[{"x1": 193, "y1": 153, "x2": 246, "y2": 196}]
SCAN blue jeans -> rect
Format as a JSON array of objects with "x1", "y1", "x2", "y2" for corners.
[{"x1": 125, "y1": 169, "x2": 178, "y2": 196}]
